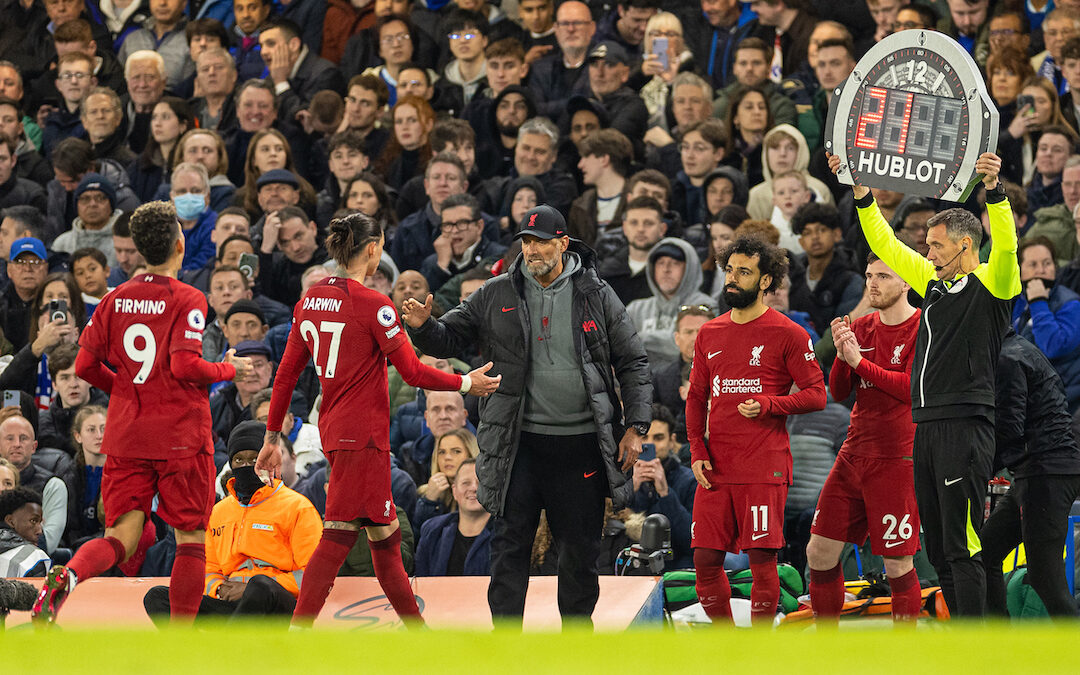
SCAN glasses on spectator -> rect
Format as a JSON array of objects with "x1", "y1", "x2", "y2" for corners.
[
  {"x1": 556, "y1": 20, "x2": 592, "y2": 29},
  {"x1": 441, "y1": 219, "x2": 477, "y2": 232},
  {"x1": 345, "y1": 96, "x2": 375, "y2": 107},
  {"x1": 58, "y1": 71, "x2": 90, "y2": 82},
  {"x1": 1044, "y1": 29, "x2": 1077, "y2": 39},
  {"x1": 10, "y1": 258, "x2": 46, "y2": 267},
  {"x1": 989, "y1": 28, "x2": 1018, "y2": 38},
  {"x1": 381, "y1": 32, "x2": 411, "y2": 45},
  {"x1": 447, "y1": 32, "x2": 478, "y2": 41}
]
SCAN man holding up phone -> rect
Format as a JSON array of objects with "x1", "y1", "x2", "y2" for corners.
[{"x1": 630, "y1": 404, "x2": 696, "y2": 569}]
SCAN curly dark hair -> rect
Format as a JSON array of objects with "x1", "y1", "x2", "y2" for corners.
[
  {"x1": 716, "y1": 234, "x2": 789, "y2": 294},
  {"x1": 129, "y1": 201, "x2": 180, "y2": 266},
  {"x1": 0, "y1": 485, "x2": 41, "y2": 520},
  {"x1": 790, "y1": 202, "x2": 842, "y2": 236}
]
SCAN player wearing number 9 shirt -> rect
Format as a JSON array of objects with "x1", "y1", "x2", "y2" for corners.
[
  {"x1": 685, "y1": 236, "x2": 826, "y2": 626},
  {"x1": 256, "y1": 212, "x2": 501, "y2": 629},
  {"x1": 33, "y1": 202, "x2": 253, "y2": 627}
]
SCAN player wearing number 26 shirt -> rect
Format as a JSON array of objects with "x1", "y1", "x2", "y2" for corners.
[
  {"x1": 806, "y1": 255, "x2": 923, "y2": 624},
  {"x1": 33, "y1": 202, "x2": 250, "y2": 627},
  {"x1": 685, "y1": 236, "x2": 825, "y2": 626},
  {"x1": 258, "y1": 213, "x2": 501, "y2": 629}
]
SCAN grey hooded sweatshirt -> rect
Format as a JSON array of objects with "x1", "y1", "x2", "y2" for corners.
[
  {"x1": 521, "y1": 252, "x2": 596, "y2": 435},
  {"x1": 625, "y1": 237, "x2": 715, "y2": 365}
]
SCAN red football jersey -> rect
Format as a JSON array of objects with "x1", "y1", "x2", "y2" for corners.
[
  {"x1": 829, "y1": 310, "x2": 920, "y2": 459},
  {"x1": 271, "y1": 277, "x2": 409, "y2": 451},
  {"x1": 686, "y1": 308, "x2": 826, "y2": 485},
  {"x1": 78, "y1": 275, "x2": 218, "y2": 459}
]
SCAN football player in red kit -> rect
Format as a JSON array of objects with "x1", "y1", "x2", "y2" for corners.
[
  {"x1": 256, "y1": 212, "x2": 501, "y2": 629},
  {"x1": 806, "y1": 254, "x2": 923, "y2": 624},
  {"x1": 32, "y1": 202, "x2": 253, "y2": 626},
  {"x1": 686, "y1": 235, "x2": 826, "y2": 626}
]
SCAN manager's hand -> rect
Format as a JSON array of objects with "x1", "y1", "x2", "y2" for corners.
[
  {"x1": 618, "y1": 429, "x2": 642, "y2": 471},
  {"x1": 401, "y1": 294, "x2": 433, "y2": 328}
]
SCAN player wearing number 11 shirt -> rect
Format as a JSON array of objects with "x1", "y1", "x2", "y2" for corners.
[
  {"x1": 256, "y1": 213, "x2": 501, "y2": 629},
  {"x1": 686, "y1": 236, "x2": 826, "y2": 626},
  {"x1": 33, "y1": 202, "x2": 252, "y2": 626}
]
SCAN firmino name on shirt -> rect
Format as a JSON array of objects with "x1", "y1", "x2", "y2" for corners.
[
  {"x1": 115, "y1": 298, "x2": 166, "y2": 314},
  {"x1": 303, "y1": 297, "x2": 342, "y2": 312}
]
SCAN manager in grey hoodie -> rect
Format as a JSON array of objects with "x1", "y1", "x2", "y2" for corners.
[
  {"x1": 626, "y1": 237, "x2": 716, "y2": 365},
  {"x1": 402, "y1": 204, "x2": 652, "y2": 628}
]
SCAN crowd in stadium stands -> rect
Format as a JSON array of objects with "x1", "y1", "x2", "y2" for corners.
[{"x1": 2, "y1": 0, "x2": 1080, "y2": 619}]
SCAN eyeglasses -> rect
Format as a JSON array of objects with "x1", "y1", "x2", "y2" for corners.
[
  {"x1": 441, "y1": 218, "x2": 478, "y2": 232},
  {"x1": 555, "y1": 20, "x2": 592, "y2": 29},
  {"x1": 58, "y1": 71, "x2": 90, "y2": 82},
  {"x1": 10, "y1": 258, "x2": 46, "y2": 266},
  {"x1": 381, "y1": 33, "x2": 411, "y2": 45},
  {"x1": 989, "y1": 28, "x2": 1018, "y2": 38},
  {"x1": 447, "y1": 32, "x2": 478, "y2": 41}
]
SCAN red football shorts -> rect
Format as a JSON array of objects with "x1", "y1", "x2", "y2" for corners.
[
  {"x1": 324, "y1": 447, "x2": 394, "y2": 526},
  {"x1": 691, "y1": 482, "x2": 786, "y2": 552},
  {"x1": 811, "y1": 452, "x2": 921, "y2": 556},
  {"x1": 101, "y1": 453, "x2": 215, "y2": 531}
]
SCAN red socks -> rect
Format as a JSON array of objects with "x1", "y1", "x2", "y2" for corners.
[
  {"x1": 67, "y1": 535, "x2": 126, "y2": 582},
  {"x1": 809, "y1": 563, "x2": 845, "y2": 624},
  {"x1": 292, "y1": 528, "x2": 358, "y2": 627},
  {"x1": 370, "y1": 528, "x2": 423, "y2": 625},
  {"x1": 889, "y1": 568, "x2": 922, "y2": 623},
  {"x1": 169, "y1": 543, "x2": 206, "y2": 624},
  {"x1": 694, "y1": 548, "x2": 733, "y2": 624},
  {"x1": 748, "y1": 550, "x2": 779, "y2": 626}
]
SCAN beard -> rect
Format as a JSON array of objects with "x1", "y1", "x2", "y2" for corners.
[
  {"x1": 723, "y1": 284, "x2": 759, "y2": 309},
  {"x1": 869, "y1": 287, "x2": 905, "y2": 310},
  {"x1": 496, "y1": 121, "x2": 522, "y2": 138},
  {"x1": 526, "y1": 256, "x2": 559, "y2": 278}
]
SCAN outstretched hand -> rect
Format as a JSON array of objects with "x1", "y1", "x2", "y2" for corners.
[
  {"x1": 401, "y1": 294, "x2": 433, "y2": 328},
  {"x1": 465, "y1": 361, "x2": 502, "y2": 396},
  {"x1": 976, "y1": 152, "x2": 1001, "y2": 190}
]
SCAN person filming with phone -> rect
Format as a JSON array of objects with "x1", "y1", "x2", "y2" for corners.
[{"x1": 630, "y1": 404, "x2": 696, "y2": 570}]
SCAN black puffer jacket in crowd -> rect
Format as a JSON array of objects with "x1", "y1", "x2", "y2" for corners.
[{"x1": 408, "y1": 243, "x2": 653, "y2": 517}]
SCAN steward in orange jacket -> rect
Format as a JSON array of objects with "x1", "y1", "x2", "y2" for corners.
[{"x1": 205, "y1": 476, "x2": 323, "y2": 599}]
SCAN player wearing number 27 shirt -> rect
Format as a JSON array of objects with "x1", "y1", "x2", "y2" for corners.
[{"x1": 685, "y1": 235, "x2": 825, "y2": 626}]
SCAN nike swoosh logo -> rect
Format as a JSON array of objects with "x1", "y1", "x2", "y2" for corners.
[
  {"x1": 501, "y1": 306, "x2": 516, "y2": 312},
  {"x1": 751, "y1": 533, "x2": 769, "y2": 541},
  {"x1": 583, "y1": 471, "x2": 597, "y2": 478},
  {"x1": 944, "y1": 477, "x2": 963, "y2": 486},
  {"x1": 884, "y1": 540, "x2": 906, "y2": 548},
  {"x1": 707, "y1": 350, "x2": 722, "y2": 359}
]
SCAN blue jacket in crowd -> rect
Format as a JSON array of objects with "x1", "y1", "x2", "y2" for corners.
[
  {"x1": 1012, "y1": 284, "x2": 1080, "y2": 412},
  {"x1": 414, "y1": 512, "x2": 493, "y2": 577}
]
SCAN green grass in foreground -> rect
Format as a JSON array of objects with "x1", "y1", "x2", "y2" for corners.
[{"x1": 2, "y1": 621, "x2": 1078, "y2": 674}]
